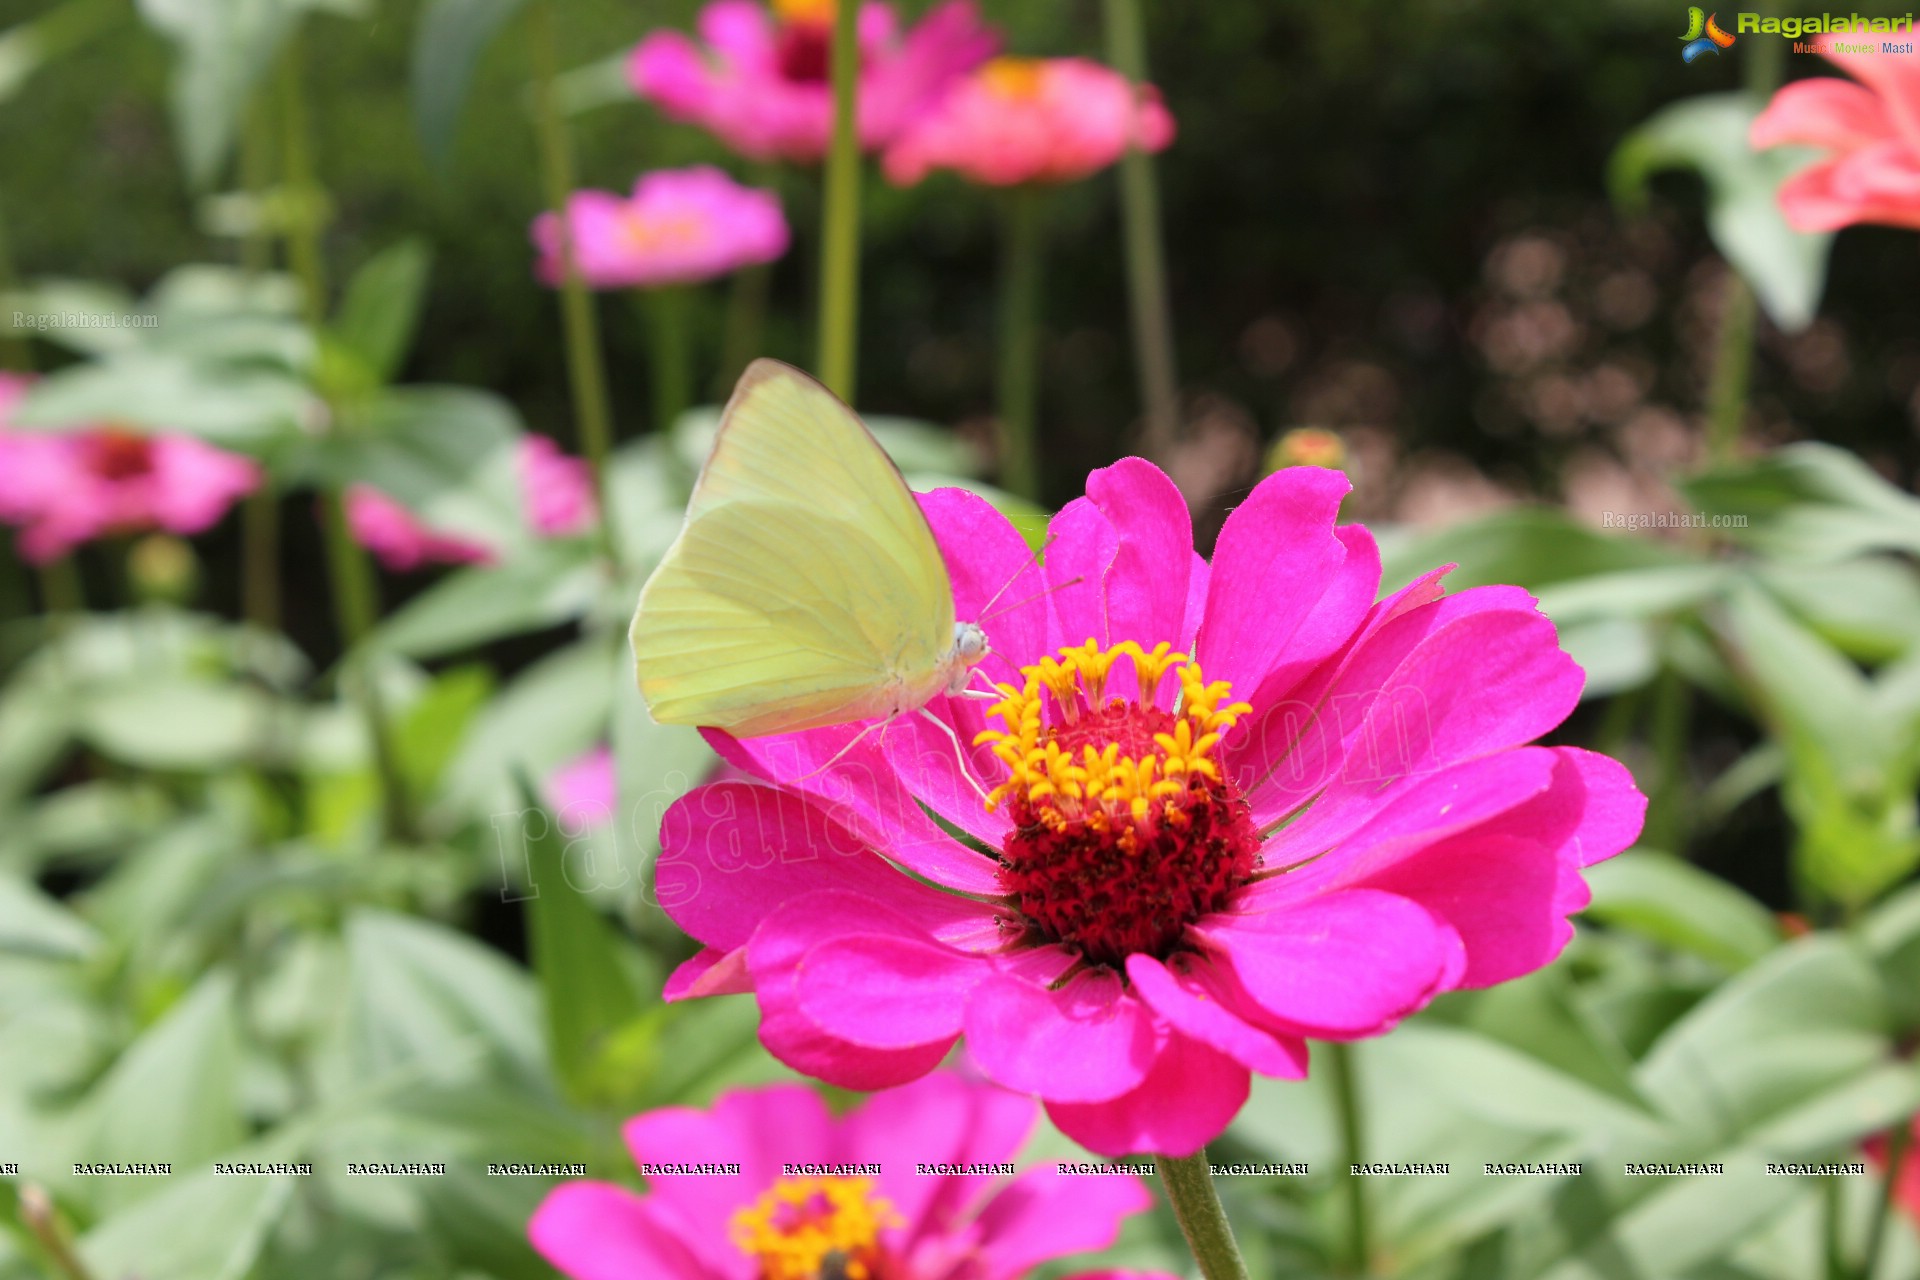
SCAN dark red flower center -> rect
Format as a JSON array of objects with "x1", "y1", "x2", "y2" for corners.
[
  {"x1": 82, "y1": 429, "x2": 155, "y2": 481},
  {"x1": 977, "y1": 641, "x2": 1261, "y2": 969},
  {"x1": 775, "y1": 22, "x2": 834, "y2": 83}
]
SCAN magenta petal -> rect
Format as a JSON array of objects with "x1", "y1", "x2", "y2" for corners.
[
  {"x1": 846, "y1": 1073, "x2": 1037, "y2": 1249},
  {"x1": 528, "y1": 1182, "x2": 706, "y2": 1280},
  {"x1": 1196, "y1": 466, "x2": 1352, "y2": 696},
  {"x1": 1043, "y1": 497, "x2": 1121, "y2": 652},
  {"x1": 1197, "y1": 889, "x2": 1452, "y2": 1037},
  {"x1": 1086, "y1": 458, "x2": 1193, "y2": 654},
  {"x1": 663, "y1": 946, "x2": 753, "y2": 1000},
  {"x1": 921, "y1": 486, "x2": 1051, "y2": 680},
  {"x1": 970, "y1": 1165, "x2": 1151, "y2": 1280},
  {"x1": 1360, "y1": 832, "x2": 1570, "y2": 989},
  {"x1": 1125, "y1": 953, "x2": 1307, "y2": 1079},
  {"x1": 964, "y1": 968, "x2": 1156, "y2": 1104},
  {"x1": 1047, "y1": 1032, "x2": 1249, "y2": 1158},
  {"x1": 657, "y1": 782, "x2": 984, "y2": 951},
  {"x1": 747, "y1": 889, "x2": 959, "y2": 1090},
  {"x1": 1752, "y1": 76, "x2": 1895, "y2": 150},
  {"x1": 796, "y1": 933, "x2": 982, "y2": 1049}
]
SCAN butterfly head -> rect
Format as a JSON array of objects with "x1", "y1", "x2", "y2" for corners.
[{"x1": 942, "y1": 622, "x2": 991, "y2": 695}]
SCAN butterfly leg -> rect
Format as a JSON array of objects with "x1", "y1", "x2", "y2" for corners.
[{"x1": 916, "y1": 707, "x2": 992, "y2": 805}]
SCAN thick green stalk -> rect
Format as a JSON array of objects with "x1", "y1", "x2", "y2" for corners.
[
  {"x1": 1103, "y1": 0, "x2": 1181, "y2": 445},
  {"x1": 1329, "y1": 1042, "x2": 1372, "y2": 1273},
  {"x1": 715, "y1": 261, "x2": 773, "y2": 396},
  {"x1": 644, "y1": 286, "x2": 693, "y2": 433},
  {"x1": 37, "y1": 558, "x2": 83, "y2": 616},
  {"x1": 1156, "y1": 1151, "x2": 1252, "y2": 1280},
  {"x1": 996, "y1": 189, "x2": 1046, "y2": 502},
  {"x1": 529, "y1": 0, "x2": 617, "y2": 485},
  {"x1": 1704, "y1": 277, "x2": 1756, "y2": 465},
  {"x1": 242, "y1": 487, "x2": 282, "y2": 631},
  {"x1": 0, "y1": 201, "x2": 28, "y2": 372},
  {"x1": 320, "y1": 491, "x2": 415, "y2": 843},
  {"x1": 281, "y1": 39, "x2": 414, "y2": 844},
  {"x1": 1860, "y1": 1121, "x2": 1913, "y2": 1280},
  {"x1": 815, "y1": 0, "x2": 863, "y2": 400}
]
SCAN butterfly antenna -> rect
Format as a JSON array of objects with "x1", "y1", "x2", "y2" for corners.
[
  {"x1": 980, "y1": 574, "x2": 1086, "y2": 624},
  {"x1": 916, "y1": 706, "x2": 993, "y2": 805},
  {"x1": 971, "y1": 531, "x2": 1058, "y2": 621}
]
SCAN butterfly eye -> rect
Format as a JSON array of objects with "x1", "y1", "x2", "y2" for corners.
[{"x1": 956, "y1": 622, "x2": 990, "y2": 663}]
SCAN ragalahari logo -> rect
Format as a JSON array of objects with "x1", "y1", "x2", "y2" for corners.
[{"x1": 1681, "y1": 7, "x2": 1738, "y2": 60}]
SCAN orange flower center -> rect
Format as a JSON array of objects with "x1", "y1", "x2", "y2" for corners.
[
  {"x1": 772, "y1": 0, "x2": 836, "y2": 23},
  {"x1": 618, "y1": 210, "x2": 708, "y2": 255},
  {"x1": 980, "y1": 57, "x2": 1048, "y2": 101},
  {"x1": 730, "y1": 1176, "x2": 900, "y2": 1280},
  {"x1": 976, "y1": 641, "x2": 1260, "y2": 968}
]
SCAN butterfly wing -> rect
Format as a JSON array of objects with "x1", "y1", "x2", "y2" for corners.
[{"x1": 630, "y1": 360, "x2": 957, "y2": 737}]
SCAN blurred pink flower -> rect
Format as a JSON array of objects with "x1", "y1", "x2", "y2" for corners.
[
  {"x1": 629, "y1": 0, "x2": 997, "y2": 163},
  {"x1": 884, "y1": 57, "x2": 1174, "y2": 187},
  {"x1": 529, "y1": 1071, "x2": 1169, "y2": 1280},
  {"x1": 0, "y1": 373, "x2": 261, "y2": 564},
  {"x1": 1865, "y1": 1115, "x2": 1920, "y2": 1223},
  {"x1": 532, "y1": 167, "x2": 790, "y2": 290},
  {"x1": 1751, "y1": 44, "x2": 1920, "y2": 231},
  {"x1": 520, "y1": 435, "x2": 598, "y2": 536},
  {"x1": 345, "y1": 436, "x2": 600, "y2": 572},
  {"x1": 547, "y1": 745, "x2": 616, "y2": 829},
  {"x1": 343, "y1": 486, "x2": 496, "y2": 573}
]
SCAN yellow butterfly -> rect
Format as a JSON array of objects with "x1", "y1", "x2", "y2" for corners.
[{"x1": 630, "y1": 359, "x2": 990, "y2": 738}]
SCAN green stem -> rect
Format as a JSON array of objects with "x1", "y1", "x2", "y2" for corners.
[
  {"x1": 242, "y1": 487, "x2": 281, "y2": 631},
  {"x1": 529, "y1": 0, "x2": 617, "y2": 488},
  {"x1": 37, "y1": 557, "x2": 83, "y2": 615},
  {"x1": 240, "y1": 88, "x2": 276, "y2": 275},
  {"x1": 1704, "y1": 276, "x2": 1756, "y2": 466},
  {"x1": 644, "y1": 286, "x2": 693, "y2": 433},
  {"x1": 815, "y1": 0, "x2": 862, "y2": 400},
  {"x1": 1823, "y1": 1173, "x2": 1848, "y2": 1280},
  {"x1": 996, "y1": 188, "x2": 1046, "y2": 502},
  {"x1": 1643, "y1": 661, "x2": 1693, "y2": 851},
  {"x1": 278, "y1": 44, "x2": 325, "y2": 329},
  {"x1": 1103, "y1": 0, "x2": 1181, "y2": 446},
  {"x1": 18, "y1": 1185, "x2": 96, "y2": 1280},
  {"x1": 715, "y1": 261, "x2": 773, "y2": 397},
  {"x1": 320, "y1": 491, "x2": 416, "y2": 843},
  {"x1": 1156, "y1": 1151, "x2": 1252, "y2": 1280},
  {"x1": 1329, "y1": 1041, "x2": 1372, "y2": 1273},
  {"x1": 0, "y1": 198, "x2": 31, "y2": 373},
  {"x1": 1861, "y1": 1121, "x2": 1913, "y2": 1280}
]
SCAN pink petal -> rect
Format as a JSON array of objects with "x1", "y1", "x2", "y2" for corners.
[
  {"x1": 1751, "y1": 77, "x2": 1895, "y2": 151},
  {"x1": 795, "y1": 932, "x2": 983, "y2": 1049},
  {"x1": 1047, "y1": 1032, "x2": 1249, "y2": 1158},
  {"x1": 656, "y1": 781, "x2": 984, "y2": 951},
  {"x1": 663, "y1": 945, "x2": 753, "y2": 1000},
  {"x1": 845, "y1": 1072, "x2": 1037, "y2": 1246},
  {"x1": 527, "y1": 1182, "x2": 706, "y2": 1280},
  {"x1": 964, "y1": 968, "x2": 1157, "y2": 1104},
  {"x1": 920, "y1": 486, "x2": 1051, "y2": 682},
  {"x1": 1086, "y1": 458, "x2": 1194, "y2": 657},
  {"x1": 1125, "y1": 953, "x2": 1308, "y2": 1078},
  {"x1": 747, "y1": 889, "x2": 961, "y2": 1090},
  {"x1": 1043, "y1": 496, "x2": 1121, "y2": 654},
  {"x1": 1195, "y1": 466, "x2": 1353, "y2": 699},
  {"x1": 971, "y1": 1165, "x2": 1151, "y2": 1280},
  {"x1": 1195, "y1": 888, "x2": 1452, "y2": 1038}
]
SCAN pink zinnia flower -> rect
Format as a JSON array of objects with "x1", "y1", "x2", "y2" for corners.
[
  {"x1": 520, "y1": 434, "x2": 598, "y2": 536},
  {"x1": 547, "y1": 744, "x2": 616, "y2": 830},
  {"x1": 343, "y1": 485, "x2": 497, "y2": 573},
  {"x1": 0, "y1": 374, "x2": 260, "y2": 564},
  {"x1": 883, "y1": 57, "x2": 1174, "y2": 187},
  {"x1": 630, "y1": 0, "x2": 998, "y2": 163},
  {"x1": 1751, "y1": 44, "x2": 1920, "y2": 231},
  {"x1": 532, "y1": 167, "x2": 790, "y2": 290},
  {"x1": 345, "y1": 436, "x2": 599, "y2": 572},
  {"x1": 529, "y1": 1072, "x2": 1172, "y2": 1280},
  {"x1": 1866, "y1": 1115, "x2": 1920, "y2": 1222},
  {"x1": 656, "y1": 459, "x2": 1645, "y2": 1157}
]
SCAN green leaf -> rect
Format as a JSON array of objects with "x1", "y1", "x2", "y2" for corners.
[
  {"x1": 78, "y1": 1170, "x2": 293, "y2": 1280},
  {"x1": 74, "y1": 970, "x2": 247, "y2": 1214},
  {"x1": 392, "y1": 664, "x2": 495, "y2": 799},
  {"x1": 411, "y1": 0, "x2": 533, "y2": 163},
  {"x1": 512, "y1": 772, "x2": 648, "y2": 1108},
  {"x1": 371, "y1": 539, "x2": 601, "y2": 660},
  {"x1": 1634, "y1": 936, "x2": 1888, "y2": 1143},
  {"x1": 1682, "y1": 443, "x2": 1920, "y2": 563},
  {"x1": 77, "y1": 676, "x2": 290, "y2": 771},
  {"x1": 1583, "y1": 851, "x2": 1782, "y2": 973},
  {"x1": 330, "y1": 238, "x2": 433, "y2": 386},
  {"x1": 1860, "y1": 882, "x2": 1920, "y2": 1026},
  {"x1": 434, "y1": 636, "x2": 612, "y2": 824},
  {"x1": 136, "y1": 0, "x2": 305, "y2": 189},
  {"x1": 1379, "y1": 508, "x2": 1688, "y2": 595},
  {"x1": 11, "y1": 351, "x2": 312, "y2": 447},
  {"x1": 1758, "y1": 557, "x2": 1920, "y2": 663},
  {"x1": 0, "y1": 876, "x2": 100, "y2": 960},
  {"x1": 1610, "y1": 92, "x2": 1832, "y2": 331}
]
